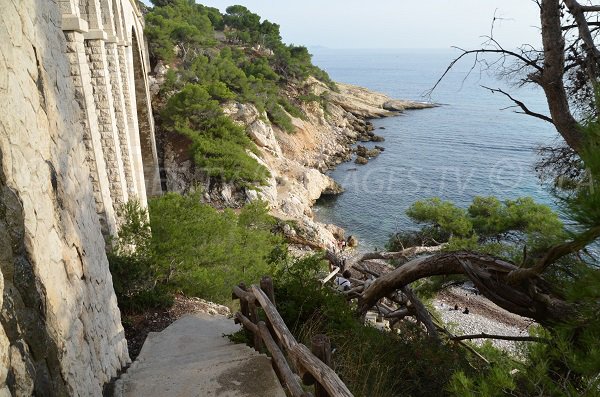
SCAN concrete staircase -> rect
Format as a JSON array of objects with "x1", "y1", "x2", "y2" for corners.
[{"x1": 114, "y1": 313, "x2": 286, "y2": 397}]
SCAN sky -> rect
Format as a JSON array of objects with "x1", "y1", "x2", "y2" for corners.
[{"x1": 158, "y1": 0, "x2": 543, "y2": 49}]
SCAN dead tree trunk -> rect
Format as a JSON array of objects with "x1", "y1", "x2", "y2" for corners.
[{"x1": 357, "y1": 251, "x2": 577, "y2": 327}]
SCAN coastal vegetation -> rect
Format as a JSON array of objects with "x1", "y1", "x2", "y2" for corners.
[
  {"x1": 108, "y1": 1, "x2": 600, "y2": 396},
  {"x1": 352, "y1": 1, "x2": 600, "y2": 394},
  {"x1": 108, "y1": 194, "x2": 284, "y2": 311},
  {"x1": 389, "y1": 196, "x2": 566, "y2": 260}
]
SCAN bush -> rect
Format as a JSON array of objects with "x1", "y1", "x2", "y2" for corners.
[
  {"x1": 108, "y1": 200, "x2": 172, "y2": 312},
  {"x1": 148, "y1": 193, "x2": 284, "y2": 303},
  {"x1": 108, "y1": 195, "x2": 287, "y2": 312},
  {"x1": 161, "y1": 84, "x2": 269, "y2": 186}
]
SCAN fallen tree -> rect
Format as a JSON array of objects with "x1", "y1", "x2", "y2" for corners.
[{"x1": 356, "y1": 251, "x2": 577, "y2": 327}]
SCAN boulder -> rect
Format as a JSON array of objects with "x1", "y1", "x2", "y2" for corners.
[
  {"x1": 325, "y1": 224, "x2": 345, "y2": 241},
  {"x1": 347, "y1": 235, "x2": 359, "y2": 247},
  {"x1": 282, "y1": 223, "x2": 297, "y2": 238},
  {"x1": 356, "y1": 145, "x2": 368, "y2": 157},
  {"x1": 366, "y1": 148, "x2": 381, "y2": 158},
  {"x1": 247, "y1": 119, "x2": 282, "y2": 156},
  {"x1": 371, "y1": 135, "x2": 385, "y2": 142},
  {"x1": 322, "y1": 180, "x2": 344, "y2": 195},
  {"x1": 383, "y1": 99, "x2": 436, "y2": 111},
  {"x1": 355, "y1": 156, "x2": 368, "y2": 165},
  {"x1": 375, "y1": 145, "x2": 385, "y2": 151},
  {"x1": 153, "y1": 61, "x2": 169, "y2": 76}
]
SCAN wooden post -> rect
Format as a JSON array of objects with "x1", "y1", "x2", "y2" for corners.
[
  {"x1": 252, "y1": 285, "x2": 353, "y2": 397},
  {"x1": 238, "y1": 282, "x2": 253, "y2": 347},
  {"x1": 248, "y1": 300, "x2": 263, "y2": 352},
  {"x1": 260, "y1": 276, "x2": 282, "y2": 350},
  {"x1": 311, "y1": 335, "x2": 332, "y2": 397},
  {"x1": 260, "y1": 276, "x2": 276, "y2": 306},
  {"x1": 258, "y1": 322, "x2": 310, "y2": 397}
]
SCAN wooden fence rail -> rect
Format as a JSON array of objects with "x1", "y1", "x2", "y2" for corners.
[{"x1": 232, "y1": 276, "x2": 353, "y2": 397}]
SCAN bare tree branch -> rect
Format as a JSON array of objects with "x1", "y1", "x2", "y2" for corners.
[
  {"x1": 401, "y1": 286, "x2": 440, "y2": 341},
  {"x1": 579, "y1": 5, "x2": 600, "y2": 12},
  {"x1": 450, "y1": 333, "x2": 549, "y2": 343},
  {"x1": 508, "y1": 225, "x2": 600, "y2": 282},
  {"x1": 426, "y1": 47, "x2": 542, "y2": 97},
  {"x1": 481, "y1": 85, "x2": 554, "y2": 123}
]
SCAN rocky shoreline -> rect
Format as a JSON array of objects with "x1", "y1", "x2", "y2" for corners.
[{"x1": 243, "y1": 78, "x2": 435, "y2": 249}]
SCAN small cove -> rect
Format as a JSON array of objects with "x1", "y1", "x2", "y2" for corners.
[{"x1": 311, "y1": 48, "x2": 559, "y2": 250}]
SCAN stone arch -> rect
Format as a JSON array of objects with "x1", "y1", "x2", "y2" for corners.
[
  {"x1": 131, "y1": 27, "x2": 162, "y2": 198},
  {"x1": 78, "y1": 0, "x2": 103, "y2": 31}
]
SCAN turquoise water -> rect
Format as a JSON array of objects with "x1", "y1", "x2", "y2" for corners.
[{"x1": 310, "y1": 49, "x2": 560, "y2": 250}]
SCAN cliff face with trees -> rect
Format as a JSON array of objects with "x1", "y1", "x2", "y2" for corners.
[
  {"x1": 143, "y1": 0, "x2": 431, "y2": 249},
  {"x1": 2, "y1": 0, "x2": 599, "y2": 395},
  {"x1": 119, "y1": 1, "x2": 600, "y2": 395}
]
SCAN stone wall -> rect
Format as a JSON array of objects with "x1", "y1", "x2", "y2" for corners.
[{"x1": 0, "y1": 0, "x2": 160, "y2": 394}]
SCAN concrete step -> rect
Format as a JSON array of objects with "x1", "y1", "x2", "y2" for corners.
[{"x1": 114, "y1": 313, "x2": 286, "y2": 397}]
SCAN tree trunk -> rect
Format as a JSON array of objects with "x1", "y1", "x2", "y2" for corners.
[{"x1": 358, "y1": 251, "x2": 577, "y2": 327}]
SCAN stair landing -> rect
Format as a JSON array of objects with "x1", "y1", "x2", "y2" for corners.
[{"x1": 114, "y1": 313, "x2": 286, "y2": 397}]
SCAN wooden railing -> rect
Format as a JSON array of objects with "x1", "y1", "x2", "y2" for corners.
[{"x1": 232, "y1": 276, "x2": 353, "y2": 397}]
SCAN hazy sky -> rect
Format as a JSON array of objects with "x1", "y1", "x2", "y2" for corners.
[{"x1": 181, "y1": 1, "x2": 543, "y2": 49}]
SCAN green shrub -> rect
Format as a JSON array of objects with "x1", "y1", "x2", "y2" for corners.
[
  {"x1": 108, "y1": 200, "x2": 172, "y2": 313},
  {"x1": 108, "y1": 195, "x2": 287, "y2": 311},
  {"x1": 266, "y1": 102, "x2": 295, "y2": 133},
  {"x1": 145, "y1": 0, "x2": 216, "y2": 63},
  {"x1": 148, "y1": 193, "x2": 284, "y2": 304},
  {"x1": 161, "y1": 84, "x2": 269, "y2": 186}
]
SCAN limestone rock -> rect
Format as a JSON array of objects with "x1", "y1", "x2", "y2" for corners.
[
  {"x1": 347, "y1": 235, "x2": 359, "y2": 247},
  {"x1": 355, "y1": 156, "x2": 369, "y2": 165},
  {"x1": 383, "y1": 99, "x2": 437, "y2": 111},
  {"x1": 325, "y1": 224, "x2": 345, "y2": 241},
  {"x1": 322, "y1": 180, "x2": 344, "y2": 195}
]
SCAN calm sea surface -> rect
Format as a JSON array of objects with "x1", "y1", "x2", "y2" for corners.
[{"x1": 310, "y1": 48, "x2": 560, "y2": 251}]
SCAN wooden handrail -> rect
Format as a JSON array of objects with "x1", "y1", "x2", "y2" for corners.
[
  {"x1": 251, "y1": 285, "x2": 298, "y2": 351},
  {"x1": 232, "y1": 278, "x2": 354, "y2": 397},
  {"x1": 232, "y1": 285, "x2": 255, "y2": 303}
]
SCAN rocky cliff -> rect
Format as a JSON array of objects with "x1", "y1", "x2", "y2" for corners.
[{"x1": 157, "y1": 71, "x2": 433, "y2": 249}]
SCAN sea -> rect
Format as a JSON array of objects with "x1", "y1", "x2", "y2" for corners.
[{"x1": 310, "y1": 48, "x2": 560, "y2": 251}]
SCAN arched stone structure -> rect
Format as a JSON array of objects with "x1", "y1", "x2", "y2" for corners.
[
  {"x1": 131, "y1": 29, "x2": 163, "y2": 198},
  {"x1": 61, "y1": 0, "x2": 161, "y2": 235}
]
